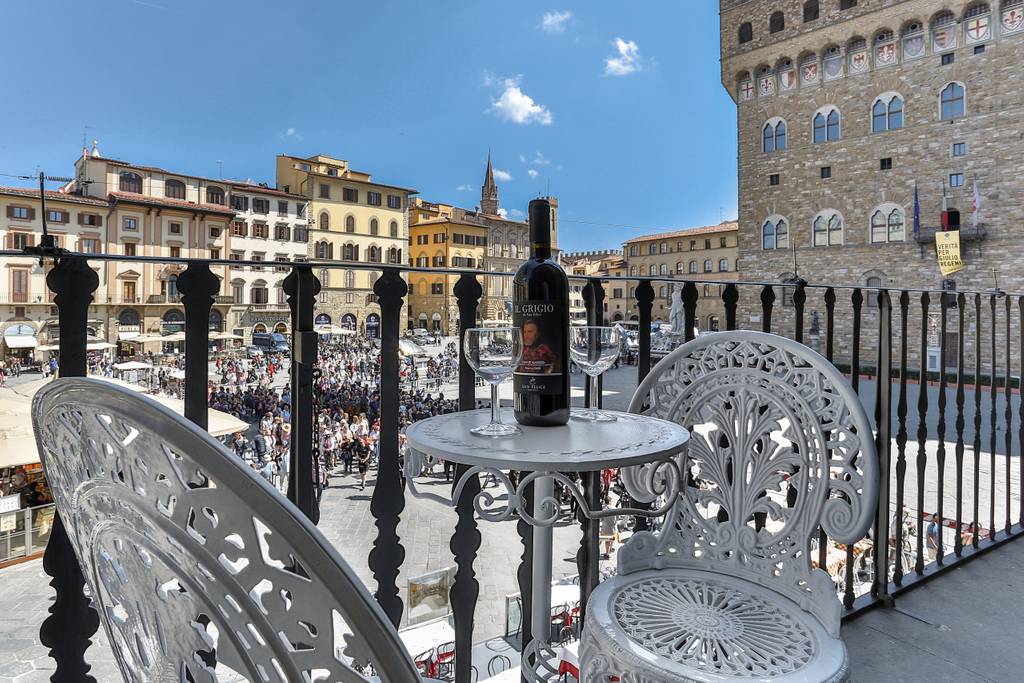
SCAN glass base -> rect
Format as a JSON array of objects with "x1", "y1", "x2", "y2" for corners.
[
  {"x1": 471, "y1": 421, "x2": 522, "y2": 437},
  {"x1": 571, "y1": 408, "x2": 618, "y2": 423}
]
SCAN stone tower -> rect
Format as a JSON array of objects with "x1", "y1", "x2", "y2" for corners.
[{"x1": 481, "y1": 151, "x2": 499, "y2": 215}]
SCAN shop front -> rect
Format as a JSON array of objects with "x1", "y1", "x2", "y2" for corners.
[
  {"x1": 2, "y1": 323, "x2": 38, "y2": 364},
  {"x1": 366, "y1": 313, "x2": 380, "y2": 339}
]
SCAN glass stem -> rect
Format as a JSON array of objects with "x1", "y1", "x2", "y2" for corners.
[
  {"x1": 491, "y1": 383, "x2": 502, "y2": 425},
  {"x1": 589, "y1": 373, "x2": 599, "y2": 410}
]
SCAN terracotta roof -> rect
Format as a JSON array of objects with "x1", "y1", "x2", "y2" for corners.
[
  {"x1": 0, "y1": 186, "x2": 109, "y2": 207},
  {"x1": 109, "y1": 192, "x2": 237, "y2": 216},
  {"x1": 623, "y1": 221, "x2": 738, "y2": 244}
]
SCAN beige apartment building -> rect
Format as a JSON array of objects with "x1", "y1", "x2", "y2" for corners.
[
  {"x1": 407, "y1": 199, "x2": 487, "y2": 334},
  {"x1": 560, "y1": 250, "x2": 625, "y2": 322},
  {"x1": 623, "y1": 221, "x2": 739, "y2": 330},
  {"x1": 276, "y1": 154, "x2": 416, "y2": 336}
]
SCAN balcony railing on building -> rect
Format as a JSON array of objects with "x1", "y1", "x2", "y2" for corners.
[{"x1": 8, "y1": 245, "x2": 1024, "y2": 683}]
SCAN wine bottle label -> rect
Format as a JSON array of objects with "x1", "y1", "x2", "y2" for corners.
[{"x1": 512, "y1": 300, "x2": 563, "y2": 395}]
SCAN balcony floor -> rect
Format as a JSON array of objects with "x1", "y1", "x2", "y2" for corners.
[{"x1": 843, "y1": 536, "x2": 1024, "y2": 682}]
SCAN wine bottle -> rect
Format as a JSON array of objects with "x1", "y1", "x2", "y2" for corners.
[{"x1": 513, "y1": 198, "x2": 570, "y2": 426}]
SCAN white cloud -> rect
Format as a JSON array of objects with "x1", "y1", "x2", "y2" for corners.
[
  {"x1": 456, "y1": 184, "x2": 474, "y2": 192},
  {"x1": 488, "y1": 76, "x2": 553, "y2": 125},
  {"x1": 519, "y1": 154, "x2": 527, "y2": 164},
  {"x1": 493, "y1": 168, "x2": 512, "y2": 182},
  {"x1": 497, "y1": 208, "x2": 509, "y2": 218},
  {"x1": 531, "y1": 151, "x2": 550, "y2": 166},
  {"x1": 540, "y1": 10, "x2": 572, "y2": 33},
  {"x1": 509, "y1": 209, "x2": 526, "y2": 218},
  {"x1": 604, "y1": 38, "x2": 642, "y2": 76},
  {"x1": 284, "y1": 127, "x2": 303, "y2": 140},
  {"x1": 528, "y1": 169, "x2": 539, "y2": 179}
]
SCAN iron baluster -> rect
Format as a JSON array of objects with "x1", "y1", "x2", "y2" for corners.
[
  {"x1": 682, "y1": 281, "x2": 698, "y2": 342},
  {"x1": 871, "y1": 290, "x2": 892, "y2": 603},
  {"x1": 973, "y1": 294, "x2": 982, "y2": 550},
  {"x1": 916, "y1": 293, "x2": 930, "y2": 572},
  {"x1": 953, "y1": 294, "x2": 966, "y2": 558},
  {"x1": 1005, "y1": 295, "x2": 1013, "y2": 536},
  {"x1": 368, "y1": 269, "x2": 407, "y2": 627},
  {"x1": 723, "y1": 283, "x2": 739, "y2": 331},
  {"x1": 176, "y1": 261, "x2": 219, "y2": 430},
  {"x1": 283, "y1": 266, "x2": 320, "y2": 521},
  {"x1": 451, "y1": 273, "x2": 483, "y2": 683},
  {"x1": 818, "y1": 287, "x2": 836, "y2": 572},
  {"x1": 793, "y1": 279, "x2": 806, "y2": 343},
  {"x1": 935, "y1": 293, "x2": 949, "y2": 565},
  {"x1": 843, "y1": 288, "x2": 863, "y2": 610},
  {"x1": 760, "y1": 285, "x2": 775, "y2": 333},
  {"x1": 41, "y1": 255, "x2": 100, "y2": 682},
  {"x1": 635, "y1": 281, "x2": 654, "y2": 383},
  {"x1": 893, "y1": 291, "x2": 909, "y2": 586},
  {"x1": 989, "y1": 295, "x2": 998, "y2": 542}
]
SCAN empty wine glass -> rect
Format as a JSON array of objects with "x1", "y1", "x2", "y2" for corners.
[
  {"x1": 569, "y1": 326, "x2": 621, "y2": 422},
  {"x1": 464, "y1": 327, "x2": 524, "y2": 437}
]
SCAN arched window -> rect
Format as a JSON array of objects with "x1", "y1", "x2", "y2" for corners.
[
  {"x1": 940, "y1": 83, "x2": 965, "y2": 120},
  {"x1": 703, "y1": 259, "x2": 713, "y2": 273},
  {"x1": 165, "y1": 179, "x2": 185, "y2": 199},
  {"x1": 659, "y1": 263, "x2": 669, "y2": 275},
  {"x1": 319, "y1": 211, "x2": 330, "y2": 231},
  {"x1": 119, "y1": 171, "x2": 142, "y2": 193},
  {"x1": 813, "y1": 211, "x2": 844, "y2": 246},
  {"x1": 344, "y1": 270, "x2": 355, "y2": 289},
  {"x1": 118, "y1": 308, "x2": 141, "y2": 325},
  {"x1": 250, "y1": 280, "x2": 268, "y2": 305},
  {"x1": 629, "y1": 266, "x2": 638, "y2": 277},
  {"x1": 389, "y1": 220, "x2": 399, "y2": 238},
  {"x1": 659, "y1": 286, "x2": 667, "y2": 298},
  {"x1": 206, "y1": 185, "x2": 225, "y2": 205},
  {"x1": 370, "y1": 218, "x2": 379, "y2": 235},
  {"x1": 770, "y1": 11, "x2": 785, "y2": 33},
  {"x1": 762, "y1": 119, "x2": 787, "y2": 152},
  {"x1": 708, "y1": 315, "x2": 721, "y2": 332},
  {"x1": 719, "y1": 259, "x2": 729, "y2": 272},
  {"x1": 803, "y1": 0, "x2": 819, "y2": 22},
  {"x1": 368, "y1": 245, "x2": 382, "y2": 263},
  {"x1": 676, "y1": 262, "x2": 684, "y2": 274},
  {"x1": 865, "y1": 275, "x2": 883, "y2": 308},
  {"x1": 319, "y1": 269, "x2": 329, "y2": 288},
  {"x1": 870, "y1": 206, "x2": 905, "y2": 243},
  {"x1": 345, "y1": 215, "x2": 356, "y2": 233},
  {"x1": 387, "y1": 247, "x2": 401, "y2": 264},
  {"x1": 762, "y1": 217, "x2": 789, "y2": 250},
  {"x1": 342, "y1": 243, "x2": 359, "y2": 261},
  {"x1": 315, "y1": 241, "x2": 332, "y2": 260},
  {"x1": 739, "y1": 22, "x2": 753, "y2": 44},
  {"x1": 689, "y1": 261, "x2": 698, "y2": 274},
  {"x1": 813, "y1": 108, "x2": 841, "y2": 142},
  {"x1": 648, "y1": 265, "x2": 657, "y2": 276},
  {"x1": 873, "y1": 94, "x2": 904, "y2": 132}
]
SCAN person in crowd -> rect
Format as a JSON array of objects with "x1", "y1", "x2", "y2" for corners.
[{"x1": 926, "y1": 513, "x2": 943, "y2": 561}]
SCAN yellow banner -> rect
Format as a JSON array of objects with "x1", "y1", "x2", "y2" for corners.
[{"x1": 935, "y1": 230, "x2": 963, "y2": 276}]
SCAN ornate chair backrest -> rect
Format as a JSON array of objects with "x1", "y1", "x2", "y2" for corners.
[
  {"x1": 620, "y1": 332, "x2": 878, "y2": 636},
  {"x1": 32, "y1": 378, "x2": 421, "y2": 683}
]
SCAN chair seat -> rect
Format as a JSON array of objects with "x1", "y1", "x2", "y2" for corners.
[{"x1": 581, "y1": 569, "x2": 849, "y2": 683}]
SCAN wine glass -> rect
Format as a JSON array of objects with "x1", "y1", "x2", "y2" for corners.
[
  {"x1": 464, "y1": 327, "x2": 524, "y2": 437},
  {"x1": 569, "y1": 326, "x2": 621, "y2": 422}
]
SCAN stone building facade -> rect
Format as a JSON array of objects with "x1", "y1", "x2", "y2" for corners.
[
  {"x1": 276, "y1": 154, "x2": 415, "y2": 337},
  {"x1": 560, "y1": 251, "x2": 624, "y2": 323},
  {"x1": 407, "y1": 199, "x2": 487, "y2": 335},
  {"x1": 622, "y1": 222, "x2": 740, "y2": 329},
  {"x1": 721, "y1": 0, "x2": 1024, "y2": 372}
]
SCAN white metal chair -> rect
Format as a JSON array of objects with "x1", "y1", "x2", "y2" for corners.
[
  {"x1": 32, "y1": 378, "x2": 424, "y2": 683},
  {"x1": 580, "y1": 332, "x2": 878, "y2": 682}
]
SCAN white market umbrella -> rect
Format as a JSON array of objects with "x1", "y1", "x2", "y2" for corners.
[
  {"x1": 114, "y1": 361, "x2": 154, "y2": 371},
  {"x1": 398, "y1": 339, "x2": 427, "y2": 357}
]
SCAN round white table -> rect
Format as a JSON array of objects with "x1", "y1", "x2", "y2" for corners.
[{"x1": 404, "y1": 408, "x2": 689, "y2": 682}]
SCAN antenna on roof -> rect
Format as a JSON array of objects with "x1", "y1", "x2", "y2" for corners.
[{"x1": 217, "y1": 160, "x2": 223, "y2": 179}]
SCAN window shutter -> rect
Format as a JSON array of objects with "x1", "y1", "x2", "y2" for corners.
[
  {"x1": 61, "y1": 211, "x2": 69, "y2": 223},
  {"x1": 27, "y1": 234, "x2": 35, "y2": 247},
  {"x1": 28, "y1": 208, "x2": 36, "y2": 220},
  {"x1": 5, "y1": 206, "x2": 12, "y2": 218},
  {"x1": 95, "y1": 214, "x2": 103, "y2": 226}
]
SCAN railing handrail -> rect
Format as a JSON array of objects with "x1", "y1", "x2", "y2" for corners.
[{"x1": 3, "y1": 248, "x2": 1018, "y2": 298}]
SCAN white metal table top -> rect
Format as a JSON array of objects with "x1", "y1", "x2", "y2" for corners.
[{"x1": 404, "y1": 408, "x2": 689, "y2": 472}]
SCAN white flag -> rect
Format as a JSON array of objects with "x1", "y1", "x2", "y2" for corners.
[{"x1": 972, "y1": 179, "x2": 981, "y2": 228}]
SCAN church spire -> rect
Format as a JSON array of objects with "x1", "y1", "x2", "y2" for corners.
[{"x1": 481, "y1": 150, "x2": 499, "y2": 215}]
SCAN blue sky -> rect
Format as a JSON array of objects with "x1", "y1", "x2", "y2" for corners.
[{"x1": 0, "y1": 0, "x2": 738, "y2": 252}]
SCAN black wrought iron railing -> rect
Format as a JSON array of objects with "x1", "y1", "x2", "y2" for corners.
[{"x1": 10, "y1": 248, "x2": 1024, "y2": 683}]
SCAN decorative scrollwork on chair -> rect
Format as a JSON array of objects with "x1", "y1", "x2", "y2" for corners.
[
  {"x1": 32, "y1": 378, "x2": 423, "y2": 683},
  {"x1": 581, "y1": 332, "x2": 878, "y2": 683}
]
